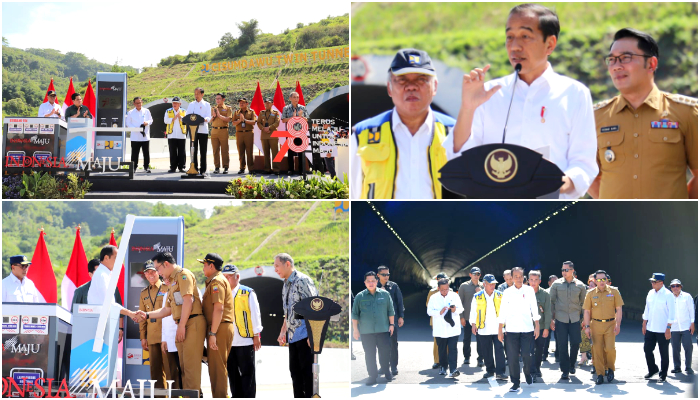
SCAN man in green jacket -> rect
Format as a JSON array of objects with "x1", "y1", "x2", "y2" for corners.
[{"x1": 529, "y1": 270, "x2": 551, "y2": 381}]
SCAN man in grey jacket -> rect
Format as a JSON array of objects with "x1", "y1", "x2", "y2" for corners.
[{"x1": 459, "y1": 267, "x2": 484, "y2": 366}]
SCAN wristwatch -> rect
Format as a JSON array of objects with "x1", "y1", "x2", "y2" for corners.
[
  {"x1": 145, "y1": 313, "x2": 150, "y2": 320},
  {"x1": 208, "y1": 331, "x2": 217, "y2": 337},
  {"x1": 584, "y1": 325, "x2": 590, "y2": 328}
]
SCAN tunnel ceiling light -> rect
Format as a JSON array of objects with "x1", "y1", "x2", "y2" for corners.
[
  {"x1": 366, "y1": 201, "x2": 431, "y2": 279},
  {"x1": 451, "y1": 201, "x2": 579, "y2": 278}
]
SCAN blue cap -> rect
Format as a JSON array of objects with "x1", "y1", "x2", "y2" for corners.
[
  {"x1": 649, "y1": 273, "x2": 665, "y2": 282},
  {"x1": 389, "y1": 48, "x2": 436, "y2": 77},
  {"x1": 470, "y1": 267, "x2": 481, "y2": 274},
  {"x1": 9, "y1": 255, "x2": 31, "y2": 265},
  {"x1": 435, "y1": 272, "x2": 448, "y2": 279},
  {"x1": 222, "y1": 264, "x2": 239, "y2": 275},
  {"x1": 483, "y1": 274, "x2": 498, "y2": 284}
]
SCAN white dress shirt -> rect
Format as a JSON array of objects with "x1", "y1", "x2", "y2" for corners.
[
  {"x1": 464, "y1": 63, "x2": 599, "y2": 199},
  {"x1": 351, "y1": 107, "x2": 463, "y2": 199},
  {"x1": 427, "y1": 290, "x2": 464, "y2": 338},
  {"x1": 163, "y1": 108, "x2": 186, "y2": 140},
  {"x1": 671, "y1": 291, "x2": 695, "y2": 332},
  {"x1": 469, "y1": 290, "x2": 499, "y2": 335},
  {"x1": 2, "y1": 273, "x2": 42, "y2": 303},
  {"x1": 643, "y1": 287, "x2": 676, "y2": 333},
  {"x1": 37, "y1": 101, "x2": 63, "y2": 119},
  {"x1": 497, "y1": 284, "x2": 540, "y2": 333},
  {"x1": 161, "y1": 313, "x2": 178, "y2": 352},
  {"x1": 125, "y1": 107, "x2": 154, "y2": 142},
  {"x1": 87, "y1": 264, "x2": 123, "y2": 307},
  {"x1": 231, "y1": 284, "x2": 264, "y2": 347},
  {"x1": 185, "y1": 100, "x2": 212, "y2": 134}
]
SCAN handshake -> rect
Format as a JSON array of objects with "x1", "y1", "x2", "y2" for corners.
[{"x1": 127, "y1": 310, "x2": 151, "y2": 323}]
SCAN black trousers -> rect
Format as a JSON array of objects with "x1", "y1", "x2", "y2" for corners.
[
  {"x1": 531, "y1": 329, "x2": 547, "y2": 373},
  {"x1": 545, "y1": 328, "x2": 554, "y2": 358},
  {"x1": 131, "y1": 141, "x2": 150, "y2": 170},
  {"x1": 555, "y1": 320, "x2": 581, "y2": 373},
  {"x1": 463, "y1": 328, "x2": 483, "y2": 361},
  {"x1": 361, "y1": 332, "x2": 391, "y2": 379},
  {"x1": 227, "y1": 345, "x2": 255, "y2": 398},
  {"x1": 289, "y1": 338, "x2": 314, "y2": 398},
  {"x1": 193, "y1": 134, "x2": 208, "y2": 173},
  {"x1": 478, "y1": 333, "x2": 505, "y2": 375},
  {"x1": 644, "y1": 331, "x2": 670, "y2": 377},
  {"x1": 323, "y1": 157, "x2": 336, "y2": 179},
  {"x1": 168, "y1": 138, "x2": 186, "y2": 170},
  {"x1": 436, "y1": 335, "x2": 459, "y2": 373},
  {"x1": 389, "y1": 326, "x2": 399, "y2": 370},
  {"x1": 506, "y1": 331, "x2": 533, "y2": 384}
]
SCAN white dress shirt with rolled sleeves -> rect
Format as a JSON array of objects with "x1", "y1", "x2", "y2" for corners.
[
  {"x1": 469, "y1": 290, "x2": 499, "y2": 336},
  {"x1": 231, "y1": 284, "x2": 263, "y2": 347},
  {"x1": 125, "y1": 107, "x2": 154, "y2": 142},
  {"x1": 185, "y1": 99, "x2": 212, "y2": 135},
  {"x1": 464, "y1": 63, "x2": 599, "y2": 199},
  {"x1": 37, "y1": 101, "x2": 63, "y2": 119},
  {"x1": 87, "y1": 264, "x2": 123, "y2": 308},
  {"x1": 671, "y1": 291, "x2": 695, "y2": 332},
  {"x1": 497, "y1": 284, "x2": 540, "y2": 333},
  {"x1": 161, "y1": 314, "x2": 178, "y2": 352},
  {"x1": 643, "y1": 286, "x2": 677, "y2": 333},
  {"x1": 427, "y1": 289, "x2": 464, "y2": 338},
  {"x1": 2, "y1": 273, "x2": 43, "y2": 303}
]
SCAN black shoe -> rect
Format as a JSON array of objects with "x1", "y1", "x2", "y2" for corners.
[
  {"x1": 391, "y1": 368, "x2": 398, "y2": 375},
  {"x1": 366, "y1": 377, "x2": 376, "y2": 386},
  {"x1": 606, "y1": 369, "x2": 614, "y2": 382},
  {"x1": 596, "y1": 375, "x2": 604, "y2": 385},
  {"x1": 644, "y1": 370, "x2": 659, "y2": 379},
  {"x1": 570, "y1": 367, "x2": 576, "y2": 375},
  {"x1": 385, "y1": 373, "x2": 393, "y2": 382},
  {"x1": 432, "y1": 363, "x2": 439, "y2": 369},
  {"x1": 525, "y1": 374, "x2": 533, "y2": 385},
  {"x1": 509, "y1": 383, "x2": 520, "y2": 392},
  {"x1": 223, "y1": 168, "x2": 228, "y2": 174},
  {"x1": 483, "y1": 372, "x2": 494, "y2": 379},
  {"x1": 146, "y1": 169, "x2": 151, "y2": 173},
  {"x1": 213, "y1": 168, "x2": 220, "y2": 174},
  {"x1": 178, "y1": 168, "x2": 186, "y2": 173},
  {"x1": 463, "y1": 359, "x2": 470, "y2": 365},
  {"x1": 687, "y1": 368, "x2": 694, "y2": 374},
  {"x1": 238, "y1": 169, "x2": 244, "y2": 174},
  {"x1": 201, "y1": 172, "x2": 208, "y2": 177},
  {"x1": 658, "y1": 376, "x2": 666, "y2": 383},
  {"x1": 167, "y1": 169, "x2": 176, "y2": 173},
  {"x1": 449, "y1": 370, "x2": 460, "y2": 378},
  {"x1": 439, "y1": 367, "x2": 447, "y2": 376},
  {"x1": 671, "y1": 367, "x2": 682, "y2": 373},
  {"x1": 477, "y1": 360, "x2": 485, "y2": 368},
  {"x1": 560, "y1": 373, "x2": 570, "y2": 380},
  {"x1": 496, "y1": 374, "x2": 509, "y2": 381}
]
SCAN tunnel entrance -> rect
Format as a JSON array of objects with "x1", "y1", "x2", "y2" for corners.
[
  {"x1": 143, "y1": 98, "x2": 191, "y2": 139},
  {"x1": 239, "y1": 266, "x2": 284, "y2": 346}
]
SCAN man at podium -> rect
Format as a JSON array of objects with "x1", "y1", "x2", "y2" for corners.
[
  {"x1": 452, "y1": 4, "x2": 598, "y2": 199},
  {"x1": 2, "y1": 255, "x2": 42, "y2": 303}
]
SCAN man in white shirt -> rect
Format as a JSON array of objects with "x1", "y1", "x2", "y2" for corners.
[
  {"x1": 160, "y1": 276, "x2": 181, "y2": 389},
  {"x1": 642, "y1": 273, "x2": 676, "y2": 382},
  {"x1": 37, "y1": 91, "x2": 63, "y2": 119},
  {"x1": 668, "y1": 279, "x2": 694, "y2": 375},
  {"x1": 223, "y1": 264, "x2": 262, "y2": 398},
  {"x1": 469, "y1": 274, "x2": 508, "y2": 380},
  {"x1": 427, "y1": 278, "x2": 463, "y2": 378},
  {"x1": 2, "y1": 255, "x2": 43, "y2": 303},
  {"x1": 351, "y1": 49, "x2": 465, "y2": 199},
  {"x1": 185, "y1": 87, "x2": 213, "y2": 176},
  {"x1": 87, "y1": 245, "x2": 140, "y2": 323},
  {"x1": 497, "y1": 267, "x2": 540, "y2": 392},
  {"x1": 453, "y1": 4, "x2": 598, "y2": 199},
  {"x1": 163, "y1": 97, "x2": 187, "y2": 173},
  {"x1": 125, "y1": 97, "x2": 154, "y2": 173}
]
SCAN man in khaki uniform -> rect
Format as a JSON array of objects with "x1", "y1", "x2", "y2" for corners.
[
  {"x1": 199, "y1": 253, "x2": 234, "y2": 398},
  {"x1": 139, "y1": 252, "x2": 206, "y2": 394},
  {"x1": 233, "y1": 97, "x2": 257, "y2": 174},
  {"x1": 139, "y1": 262, "x2": 167, "y2": 388},
  {"x1": 211, "y1": 93, "x2": 232, "y2": 174},
  {"x1": 257, "y1": 97, "x2": 281, "y2": 175},
  {"x1": 427, "y1": 272, "x2": 448, "y2": 369},
  {"x1": 583, "y1": 269, "x2": 624, "y2": 385},
  {"x1": 589, "y1": 28, "x2": 698, "y2": 199}
]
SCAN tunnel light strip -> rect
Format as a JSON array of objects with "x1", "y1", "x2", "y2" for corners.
[
  {"x1": 452, "y1": 201, "x2": 579, "y2": 278},
  {"x1": 366, "y1": 201, "x2": 431, "y2": 278}
]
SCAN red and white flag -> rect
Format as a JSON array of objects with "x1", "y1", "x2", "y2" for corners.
[
  {"x1": 273, "y1": 81, "x2": 287, "y2": 146},
  {"x1": 83, "y1": 79, "x2": 96, "y2": 126},
  {"x1": 110, "y1": 229, "x2": 125, "y2": 305},
  {"x1": 251, "y1": 81, "x2": 265, "y2": 153},
  {"x1": 42, "y1": 78, "x2": 57, "y2": 104},
  {"x1": 61, "y1": 226, "x2": 90, "y2": 309},
  {"x1": 62, "y1": 77, "x2": 76, "y2": 116},
  {"x1": 26, "y1": 229, "x2": 56, "y2": 303}
]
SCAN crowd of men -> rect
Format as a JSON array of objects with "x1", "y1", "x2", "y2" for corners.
[
  {"x1": 351, "y1": 261, "x2": 696, "y2": 392},
  {"x1": 38, "y1": 88, "x2": 339, "y2": 179},
  {"x1": 3, "y1": 250, "x2": 321, "y2": 398},
  {"x1": 351, "y1": 3, "x2": 698, "y2": 199}
]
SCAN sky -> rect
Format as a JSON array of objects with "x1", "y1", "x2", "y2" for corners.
[
  {"x1": 144, "y1": 200, "x2": 242, "y2": 219},
  {"x1": 2, "y1": 1, "x2": 349, "y2": 68}
]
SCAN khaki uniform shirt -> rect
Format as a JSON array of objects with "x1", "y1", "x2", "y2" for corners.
[
  {"x1": 202, "y1": 271, "x2": 234, "y2": 328},
  {"x1": 583, "y1": 285, "x2": 624, "y2": 320},
  {"x1": 211, "y1": 104, "x2": 232, "y2": 129},
  {"x1": 594, "y1": 85, "x2": 698, "y2": 199},
  {"x1": 234, "y1": 109, "x2": 256, "y2": 132},
  {"x1": 167, "y1": 266, "x2": 203, "y2": 321},
  {"x1": 256, "y1": 109, "x2": 281, "y2": 139},
  {"x1": 139, "y1": 280, "x2": 166, "y2": 344},
  {"x1": 427, "y1": 288, "x2": 439, "y2": 326}
]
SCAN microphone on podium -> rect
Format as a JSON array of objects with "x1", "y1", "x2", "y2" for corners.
[{"x1": 501, "y1": 63, "x2": 521, "y2": 144}]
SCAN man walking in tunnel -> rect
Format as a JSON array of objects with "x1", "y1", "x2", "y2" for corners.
[
  {"x1": 459, "y1": 267, "x2": 484, "y2": 367},
  {"x1": 428, "y1": 278, "x2": 464, "y2": 378},
  {"x1": 428, "y1": 272, "x2": 449, "y2": 369},
  {"x1": 546, "y1": 274, "x2": 558, "y2": 362},
  {"x1": 376, "y1": 266, "x2": 405, "y2": 376},
  {"x1": 469, "y1": 274, "x2": 508, "y2": 381},
  {"x1": 528, "y1": 270, "x2": 551, "y2": 381},
  {"x1": 642, "y1": 273, "x2": 676, "y2": 383}
]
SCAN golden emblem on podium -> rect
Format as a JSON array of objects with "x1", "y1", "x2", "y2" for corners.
[
  {"x1": 310, "y1": 298, "x2": 324, "y2": 311},
  {"x1": 484, "y1": 148, "x2": 518, "y2": 183}
]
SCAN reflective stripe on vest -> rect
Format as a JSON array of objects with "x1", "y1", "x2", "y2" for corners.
[
  {"x1": 234, "y1": 286, "x2": 255, "y2": 338},
  {"x1": 166, "y1": 108, "x2": 186, "y2": 134},
  {"x1": 356, "y1": 113, "x2": 450, "y2": 199},
  {"x1": 475, "y1": 291, "x2": 502, "y2": 329}
]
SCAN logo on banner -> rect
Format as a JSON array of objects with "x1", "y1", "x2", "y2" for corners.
[
  {"x1": 20, "y1": 316, "x2": 48, "y2": 335},
  {"x1": 3, "y1": 336, "x2": 41, "y2": 355},
  {"x1": 2, "y1": 316, "x2": 20, "y2": 334},
  {"x1": 131, "y1": 242, "x2": 174, "y2": 253}
]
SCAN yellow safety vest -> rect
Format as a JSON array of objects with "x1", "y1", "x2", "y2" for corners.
[
  {"x1": 234, "y1": 286, "x2": 255, "y2": 338},
  {"x1": 166, "y1": 108, "x2": 186, "y2": 134},
  {"x1": 474, "y1": 290, "x2": 502, "y2": 329},
  {"x1": 354, "y1": 110, "x2": 455, "y2": 199}
]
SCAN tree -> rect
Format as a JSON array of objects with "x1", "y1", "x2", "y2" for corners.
[
  {"x1": 151, "y1": 202, "x2": 172, "y2": 217},
  {"x1": 2, "y1": 37, "x2": 8, "y2": 46},
  {"x1": 3, "y1": 98, "x2": 31, "y2": 116},
  {"x1": 219, "y1": 32, "x2": 235, "y2": 48},
  {"x1": 296, "y1": 23, "x2": 304, "y2": 29},
  {"x1": 236, "y1": 19, "x2": 259, "y2": 48}
]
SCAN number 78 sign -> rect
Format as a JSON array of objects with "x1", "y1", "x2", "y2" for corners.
[{"x1": 272, "y1": 117, "x2": 309, "y2": 162}]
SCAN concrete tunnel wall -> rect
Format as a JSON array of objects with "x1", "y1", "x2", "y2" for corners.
[{"x1": 239, "y1": 266, "x2": 284, "y2": 346}]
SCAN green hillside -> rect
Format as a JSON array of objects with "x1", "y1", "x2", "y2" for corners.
[{"x1": 352, "y1": 2, "x2": 698, "y2": 101}]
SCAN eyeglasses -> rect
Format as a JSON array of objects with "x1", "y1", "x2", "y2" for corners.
[
  {"x1": 595, "y1": 278, "x2": 607, "y2": 282},
  {"x1": 604, "y1": 53, "x2": 652, "y2": 66},
  {"x1": 378, "y1": 273, "x2": 390, "y2": 277},
  {"x1": 13, "y1": 264, "x2": 30, "y2": 269},
  {"x1": 472, "y1": 272, "x2": 481, "y2": 276},
  {"x1": 670, "y1": 285, "x2": 681, "y2": 288},
  {"x1": 561, "y1": 268, "x2": 571, "y2": 272}
]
